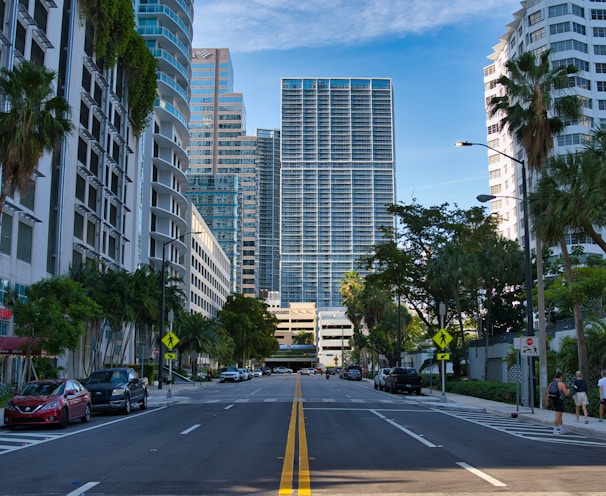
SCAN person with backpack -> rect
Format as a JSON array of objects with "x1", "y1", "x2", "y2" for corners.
[{"x1": 545, "y1": 371, "x2": 570, "y2": 435}]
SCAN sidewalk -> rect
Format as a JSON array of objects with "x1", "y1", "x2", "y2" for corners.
[
  {"x1": 417, "y1": 387, "x2": 606, "y2": 438},
  {"x1": 145, "y1": 379, "x2": 211, "y2": 408}
]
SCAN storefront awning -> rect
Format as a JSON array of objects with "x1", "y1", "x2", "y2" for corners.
[{"x1": 0, "y1": 336, "x2": 44, "y2": 356}]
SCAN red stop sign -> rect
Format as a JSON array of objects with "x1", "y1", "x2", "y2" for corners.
[{"x1": 526, "y1": 338, "x2": 534, "y2": 345}]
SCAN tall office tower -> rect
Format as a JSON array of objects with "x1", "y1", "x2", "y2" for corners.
[
  {"x1": 485, "y1": 0, "x2": 605, "y2": 260},
  {"x1": 136, "y1": 1, "x2": 194, "y2": 289},
  {"x1": 187, "y1": 48, "x2": 258, "y2": 295},
  {"x1": 280, "y1": 78, "x2": 396, "y2": 308},
  {"x1": 256, "y1": 129, "x2": 281, "y2": 295},
  {"x1": 0, "y1": 1, "x2": 142, "y2": 377}
]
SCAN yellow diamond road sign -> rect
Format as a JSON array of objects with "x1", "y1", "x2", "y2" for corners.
[
  {"x1": 432, "y1": 329, "x2": 453, "y2": 350},
  {"x1": 162, "y1": 331, "x2": 180, "y2": 350}
]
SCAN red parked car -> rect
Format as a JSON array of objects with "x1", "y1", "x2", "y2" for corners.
[{"x1": 3, "y1": 379, "x2": 92, "y2": 430}]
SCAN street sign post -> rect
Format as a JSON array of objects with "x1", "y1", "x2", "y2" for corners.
[{"x1": 521, "y1": 336, "x2": 539, "y2": 356}]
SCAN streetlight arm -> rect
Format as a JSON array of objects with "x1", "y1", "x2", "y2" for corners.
[{"x1": 455, "y1": 141, "x2": 524, "y2": 166}]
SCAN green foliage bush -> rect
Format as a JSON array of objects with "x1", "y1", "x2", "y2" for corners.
[
  {"x1": 0, "y1": 383, "x2": 11, "y2": 408},
  {"x1": 79, "y1": 0, "x2": 157, "y2": 135},
  {"x1": 446, "y1": 379, "x2": 519, "y2": 404}
]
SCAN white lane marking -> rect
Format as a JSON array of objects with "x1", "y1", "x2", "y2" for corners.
[
  {"x1": 370, "y1": 410, "x2": 438, "y2": 448},
  {"x1": 66, "y1": 481, "x2": 100, "y2": 495},
  {"x1": 322, "y1": 399, "x2": 335, "y2": 402},
  {"x1": 248, "y1": 388, "x2": 262, "y2": 397},
  {"x1": 180, "y1": 424, "x2": 200, "y2": 435},
  {"x1": 224, "y1": 404, "x2": 234, "y2": 410},
  {"x1": 456, "y1": 462, "x2": 507, "y2": 487},
  {"x1": 264, "y1": 398, "x2": 278, "y2": 402}
]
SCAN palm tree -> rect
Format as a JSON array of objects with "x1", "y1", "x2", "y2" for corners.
[
  {"x1": 528, "y1": 144, "x2": 606, "y2": 384},
  {"x1": 489, "y1": 49, "x2": 581, "y2": 404},
  {"x1": 0, "y1": 61, "x2": 72, "y2": 216},
  {"x1": 177, "y1": 313, "x2": 221, "y2": 372}
]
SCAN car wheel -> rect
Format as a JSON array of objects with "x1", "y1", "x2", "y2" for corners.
[
  {"x1": 6, "y1": 424, "x2": 15, "y2": 431},
  {"x1": 390, "y1": 384, "x2": 397, "y2": 394},
  {"x1": 140, "y1": 391, "x2": 148, "y2": 410},
  {"x1": 415, "y1": 389, "x2": 422, "y2": 396},
  {"x1": 59, "y1": 407, "x2": 69, "y2": 428},
  {"x1": 374, "y1": 382, "x2": 378, "y2": 390},
  {"x1": 123, "y1": 394, "x2": 131, "y2": 415},
  {"x1": 81, "y1": 403, "x2": 91, "y2": 423}
]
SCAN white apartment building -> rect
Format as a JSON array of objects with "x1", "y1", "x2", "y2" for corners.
[
  {"x1": 0, "y1": 1, "x2": 143, "y2": 381},
  {"x1": 137, "y1": 0, "x2": 195, "y2": 292},
  {"x1": 317, "y1": 310, "x2": 354, "y2": 369},
  {"x1": 186, "y1": 203, "x2": 230, "y2": 318},
  {"x1": 485, "y1": 0, "x2": 605, "y2": 262}
]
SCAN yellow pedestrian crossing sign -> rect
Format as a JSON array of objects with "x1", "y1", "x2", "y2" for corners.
[
  {"x1": 162, "y1": 332, "x2": 180, "y2": 350},
  {"x1": 164, "y1": 352, "x2": 176, "y2": 360},
  {"x1": 432, "y1": 329, "x2": 453, "y2": 350},
  {"x1": 437, "y1": 352, "x2": 450, "y2": 361}
]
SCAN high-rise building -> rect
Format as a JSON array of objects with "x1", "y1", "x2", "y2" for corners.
[
  {"x1": 485, "y1": 0, "x2": 604, "y2": 261},
  {"x1": 0, "y1": 1, "x2": 143, "y2": 379},
  {"x1": 136, "y1": 0, "x2": 195, "y2": 292},
  {"x1": 256, "y1": 129, "x2": 281, "y2": 295},
  {"x1": 280, "y1": 78, "x2": 396, "y2": 308},
  {"x1": 187, "y1": 48, "x2": 257, "y2": 295}
]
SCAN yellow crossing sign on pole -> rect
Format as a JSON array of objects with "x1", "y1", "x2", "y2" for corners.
[
  {"x1": 164, "y1": 352, "x2": 176, "y2": 360},
  {"x1": 436, "y1": 352, "x2": 450, "y2": 361},
  {"x1": 432, "y1": 329, "x2": 453, "y2": 350},
  {"x1": 162, "y1": 331, "x2": 180, "y2": 350}
]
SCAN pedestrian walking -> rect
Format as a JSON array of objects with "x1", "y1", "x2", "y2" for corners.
[
  {"x1": 598, "y1": 370, "x2": 606, "y2": 422},
  {"x1": 572, "y1": 370, "x2": 589, "y2": 424},
  {"x1": 545, "y1": 371, "x2": 569, "y2": 435}
]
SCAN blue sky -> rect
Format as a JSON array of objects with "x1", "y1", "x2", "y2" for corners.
[{"x1": 192, "y1": 0, "x2": 523, "y2": 209}]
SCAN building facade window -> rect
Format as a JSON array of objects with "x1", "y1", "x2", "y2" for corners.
[{"x1": 17, "y1": 222, "x2": 33, "y2": 263}]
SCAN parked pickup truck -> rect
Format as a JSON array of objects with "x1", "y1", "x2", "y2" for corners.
[{"x1": 383, "y1": 367, "x2": 423, "y2": 395}]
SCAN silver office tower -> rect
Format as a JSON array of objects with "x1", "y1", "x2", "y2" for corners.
[{"x1": 280, "y1": 78, "x2": 396, "y2": 308}]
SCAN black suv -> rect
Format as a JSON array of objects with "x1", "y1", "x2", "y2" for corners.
[{"x1": 84, "y1": 367, "x2": 148, "y2": 414}]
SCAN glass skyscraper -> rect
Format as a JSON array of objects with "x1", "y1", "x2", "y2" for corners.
[
  {"x1": 256, "y1": 129, "x2": 281, "y2": 295},
  {"x1": 187, "y1": 48, "x2": 257, "y2": 295},
  {"x1": 280, "y1": 78, "x2": 396, "y2": 308}
]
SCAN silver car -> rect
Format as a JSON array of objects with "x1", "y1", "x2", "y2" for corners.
[{"x1": 374, "y1": 368, "x2": 391, "y2": 391}]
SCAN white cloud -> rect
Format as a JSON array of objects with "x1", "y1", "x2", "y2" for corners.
[{"x1": 192, "y1": 0, "x2": 521, "y2": 52}]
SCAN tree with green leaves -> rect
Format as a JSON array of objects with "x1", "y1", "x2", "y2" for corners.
[
  {"x1": 0, "y1": 60, "x2": 72, "y2": 216},
  {"x1": 292, "y1": 332, "x2": 314, "y2": 345},
  {"x1": 216, "y1": 294, "x2": 279, "y2": 366},
  {"x1": 7, "y1": 276, "x2": 101, "y2": 381},
  {"x1": 489, "y1": 49, "x2": 581, "y2": 402},
  {"x1": 528, "y1": 151, "x2": 602, "y2": 386},
  {"x1": 176, "y1": 313, "x2": 222, "y2": 372}
]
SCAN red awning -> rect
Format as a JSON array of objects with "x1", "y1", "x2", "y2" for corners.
[{"x1": 0, "y1": 336, "x2": 44, "y2": 356}]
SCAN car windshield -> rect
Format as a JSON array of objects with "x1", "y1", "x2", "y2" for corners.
[
  {"x1": 20, "y1": 382, "x2": 63, "y2": 396},
  {"x1": 87, "y1": 370, "x2": 128, "y2": 384}
]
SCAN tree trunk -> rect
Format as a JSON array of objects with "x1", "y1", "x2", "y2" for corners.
[
  {"x1": 559, "y1": 237, "x2": 590, "y2": 384},
  {"x1": 589, "y1": 225, "x2": 606, "y2": 254},
  {"x1": 536, "y1": 236, "x2": 549, "y2": 409}
]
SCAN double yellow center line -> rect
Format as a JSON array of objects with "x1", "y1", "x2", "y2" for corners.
[{"x1": 279, "y1": 375, "x2": 311, "y2": 495}]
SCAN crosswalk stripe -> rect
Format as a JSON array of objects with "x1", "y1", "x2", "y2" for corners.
[{"x1": 439, "y1": 409, "x2": 606, "y2": 447}]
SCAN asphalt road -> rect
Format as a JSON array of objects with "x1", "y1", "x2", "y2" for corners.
[{"x1": 1, "y1": 374, "x2": 605, "y2": 496}]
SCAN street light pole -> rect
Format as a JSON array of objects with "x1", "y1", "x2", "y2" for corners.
[
  {"x1": 456, "y1": 141, "x2": 535, "y2": 413},
  {"x1": 397, "y1": 292, "x2": 402, "y2": 367},
  {"x1": 157, "y1": 231, "x2": 201, "y2": 392}
]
